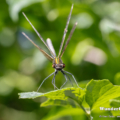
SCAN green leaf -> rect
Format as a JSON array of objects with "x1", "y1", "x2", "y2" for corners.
[
  {"x1": 41, "y1": 98, "x2": 78, "y2": 108},
  {"x1": 110, "y1": 98, "x2": 120, "y2": 116},
  {"x1": 6, "y1": 0, "x2": 44, "y2": 21},
  {"x1": 19, "y1": 87, "x2": 85, "y2": 107},
  {"x1": 42, "y1": 107, "x2": 85, "y2": 120},
  {"x1": 85, "y1": 79, "x2": 120, "y2": 111}
]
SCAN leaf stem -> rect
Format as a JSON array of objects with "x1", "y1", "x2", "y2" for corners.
[
  {"x1": 69, "y1": 97, "x2": 91, "y2": 120},
  {"x1": 79, "y1": 104, "x2": 91, "y2": 120}
]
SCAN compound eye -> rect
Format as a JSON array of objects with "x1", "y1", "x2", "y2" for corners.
[
  {"x1": 63, "y1": 64, "x2": 65, "y2": 68},
  {"x1": 52, "y1": 64, "x2": 55, "y2": 68}
]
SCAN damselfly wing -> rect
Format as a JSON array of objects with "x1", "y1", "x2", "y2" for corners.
[{"x1": 22, "y1": 4, "x2": 79, "y2": 91}]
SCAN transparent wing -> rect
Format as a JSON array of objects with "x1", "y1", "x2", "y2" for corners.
[
  {"x1": 46, "y1": 38, "x2": 56, "y2": 57},
  {"x1": 22, "y1": 12, "x2": 55, "y2": 58},
  {"x1": 22, "y1": 32, "x2": 53, "y2": 62},
  {"x1": 58, "y1": 4, "x2": 73, "y2": 57},
  {"x1": 60, "y1": 22, "x2": 77, "y2": 57}
]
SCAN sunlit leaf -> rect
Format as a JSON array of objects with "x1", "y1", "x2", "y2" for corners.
[
  {"x1": 110, "y1": 98, "x2": 120, "y2": 116},
  {"x1": 85, "y1": 80, "x2": 120, "y2": 111},
  {"x1": 19, "y1": 87, "x2": 85, "y2": 106}
]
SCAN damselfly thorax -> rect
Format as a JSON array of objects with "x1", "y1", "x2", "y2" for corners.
[{"x1": 22, "y1": 4, "x2": 79, "y2": 91}]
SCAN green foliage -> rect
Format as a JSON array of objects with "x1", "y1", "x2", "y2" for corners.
[
  {"x1": 42, "y1": 108, "x2": 85, "y2": 120},
  {"x1": 19, "y1": 80, "x2": 120, "y2": 119},
  {"x1": 85, "y1": 80, "x2": 120, "y2": 110},
  {"x1": 19, "y1": 87, "x2": 85, "y2": 107},
  {"x1": 6, "y1": 0, "x2": 44, "y2": 21},
  {"x1": 110, "y1": 98, "x2": 120, "y2": 116},
  {"x1": 1, "y1": 0, "x2": 120, "y2": 120}
]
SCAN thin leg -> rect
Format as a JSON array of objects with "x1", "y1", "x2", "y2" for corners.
[
  {"x1": 52, "y1": 70, "x2": 58, "y2": 89},
  {"x1": 60, "y1": 71, "x2": 68, "y2": 89},
  {"x1": 37, "y1": 72, "x2": 55, "y2": 92},
  {"x1": 61, "y1": 70, "x2": 73, "y2": 87},
  {"x1": 64, "y1": 71, "x2": 79, "y2": 88}
]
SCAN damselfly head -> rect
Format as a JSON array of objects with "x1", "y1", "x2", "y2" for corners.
[
  {"x1": 52, "y1": 58, "x2": 65, "y2": 70},
  {"x1": 52, "y1": 63, "x2": 65, "y2": 70}
]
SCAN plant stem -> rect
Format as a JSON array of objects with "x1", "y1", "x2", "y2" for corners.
[{"x1": 79, "y1": 104, "x2": 91, "y2": 120}]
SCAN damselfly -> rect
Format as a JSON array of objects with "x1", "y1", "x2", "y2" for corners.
[{"x1": 22, "y1": 4, "x2": 79, "y2": 91}]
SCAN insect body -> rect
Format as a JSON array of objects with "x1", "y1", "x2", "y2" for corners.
[{"x1": 22, "y1": 4, "x2": 79, "y2": 91}]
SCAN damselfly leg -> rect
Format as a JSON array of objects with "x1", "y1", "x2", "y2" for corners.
[
  {"x1": 60, "y1": 70, "x2": 73, "y2": 89},
  {"x1": 64, "y1": 71, "x2": 79, "y2": 88},
  {"x1": 37, "y1": 72, "x2": 55, "y2": 92},
  {"x1": 52, "y1": 70, "x2": 58, "y2": 90}
]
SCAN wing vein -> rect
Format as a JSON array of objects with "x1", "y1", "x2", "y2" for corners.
[
  {"x1": 22, "y1": 12, "x2": 55, "y2": 58},
  {"x1": 58, "y1": 4, "x2": 74, "y2": 57},
  {"x1": 60, "y1": 22, "x2": 77, "y2": 57},
  {"x1": 22, "y1": 32, "x2": 53, "y2": 62}
]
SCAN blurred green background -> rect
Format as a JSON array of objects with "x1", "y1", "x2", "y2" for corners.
[{"x1": 1, "y1": 0, "x2": 120, "y2": 120}]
